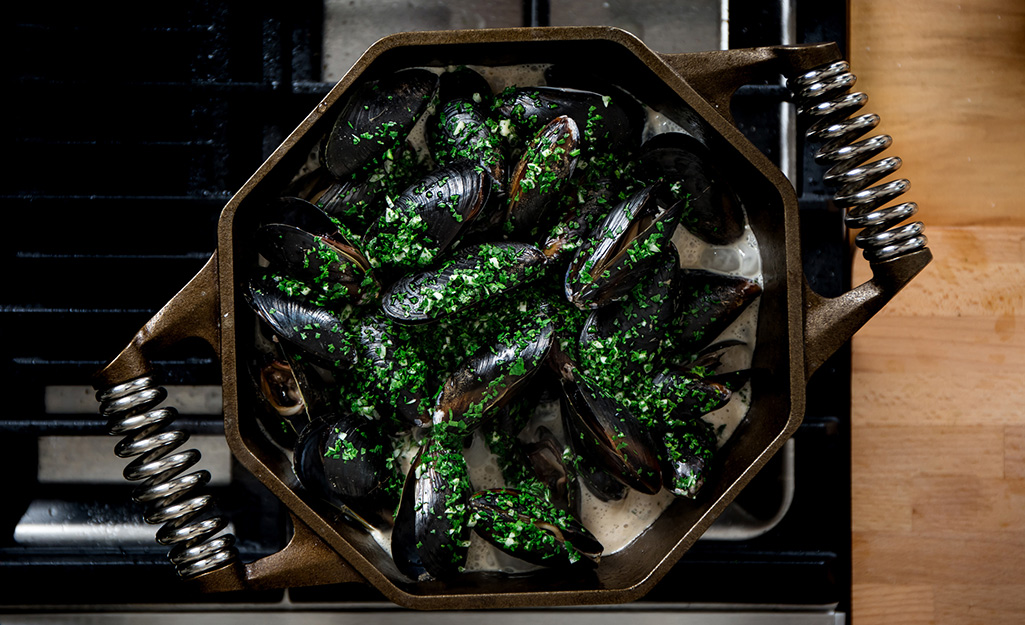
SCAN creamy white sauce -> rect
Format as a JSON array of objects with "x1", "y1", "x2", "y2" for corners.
[{"x1": 288, "y1": 63, "x2": 762, "y2": 570}]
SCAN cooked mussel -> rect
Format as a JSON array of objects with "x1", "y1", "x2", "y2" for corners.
[
  {"x1": 432, "y1": 303, "x2": 554, "y2": 437},
  {"x1": 381, "y1": 242, "x2": 546, "y2": 323},
  {"x1": 638, "y1": 132, "x2": 745, "y2": 245},
  {"x1": 392, "y1": 437, "x2": 473, "y2": 581},
  {"x1": 468, "y1": 488, "x2": 603, "y2": 567},
  {"x1": 668, "y1": 269, "x2": 761, "y2": 359},
  {"x1": 565, "y1": 185, "x2": 683, "y2": 309},
  {"x1": 345, "y1": 313, "x2": 432, "y2": 428},
  {"x1": 506, "y1": 115, "x2": 580, "y2": 238},
  {"x1": 323, "y1": 68, "x2": 438, "y2": 180},
  {"x1": 495, "y1": 86, "x2": 642, "y2": 155},
  {"x1": 364, "y1": 159, "x2": 491, "y2": 272},
  {"x1": 246, "y1": 273, "x2": 358, "y2": 368},
  {"x1": 659, "y1": 417, "x2": 716, "y2": 499},
  {"x1": 650, "y1": 369, "x2": 732, "y2": 429},
  {"x1": 293, "y1": 412, "x2": 396, "y2": 528},
  {"x1": 541, "y1": 177, "x2": 617, "y2": 262},
  {"x1": 578, "y1": 251, "x2": 678, "y2": 376},
  {"x1": 430, "y1": 68, "x2": 504, "y2": 189},
  {"x1": 256, "y1": 198, "x2": 378, "y2": 305},
  {"x1": 559, "y1": 378, "x2": 662, "y2": 495}
]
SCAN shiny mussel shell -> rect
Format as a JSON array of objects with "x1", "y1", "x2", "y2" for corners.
[
  {"x1": 505, "y1": 115, "x2": 580, "y2": 238},
  {"x1": 392, "y1": 438, "x2": 473, "y2": 581},
  {"x1": 381, "y1": 242, "x2": 546, "y2": 323},
  {"x1": 364, "y1": 159, "x2": 491, "y2": 272},
  {"x1": 565, "y1": 185, "x2": 683, "y2": 309},
  {"x1": 638, "y1": 132, "x2": 745, "y2": 245},
  {"x1": 432, "y1": 303, "x2": 554, "y2": 436},
  {"x1": 495, "y1": 86, "x2": 642, "y2": 155},
  {"x1": 323, "y1": 68, "x2": 438, "y2": 180},
  {"x1": 293, "y1": 412, "x2": 395, "y2": 528},
  {"x1": 256, "y1": 197, "x2": 376, "y2": 304},
  {"x1": 658, "y1": 417, "x2": 717, "y2": 499},
  {"x1": 668, "y1": 269, "x2": 761, "y2": 359},
  {"x1": 468, "y1": 488, "x2": 603, "y2": 567},
  {"x1": 559, "y1": 378, "x2": 662, "y2": 495},
  {"x1": 245, "y1": 273, "x2": 358, "y2": 368}
]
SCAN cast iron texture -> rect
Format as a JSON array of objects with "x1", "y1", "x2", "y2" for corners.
[{"x1": 96, "y1": 26, "x2": 930, "y2": 608}]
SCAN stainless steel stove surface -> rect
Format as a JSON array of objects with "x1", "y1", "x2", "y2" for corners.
[{"x1": 2, "y1": 0, "x2": 850, "y2": 619}]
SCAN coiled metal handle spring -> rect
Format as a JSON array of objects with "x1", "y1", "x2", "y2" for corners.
[
  {"x1": 99, "y1": 375, "x2": 239, "y2": 578},
  {"x1": 788, "y1": 60, "x2": 927, "y2": 263}
]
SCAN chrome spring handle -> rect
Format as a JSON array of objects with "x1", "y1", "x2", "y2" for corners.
[
  {"x1": 98, "y1": 375, "x2": 239, "y2": 578},
  {"x1": 788, "y1": 60, "x2": 928, "y2": 263}
]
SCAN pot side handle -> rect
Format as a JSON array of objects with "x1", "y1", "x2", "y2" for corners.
[
  {"x1": 661, "y1": 44, "x2": 933, "y2": 379},
  {"x1": 93, "y1": 253, "x2": 365, "y2": 589}
]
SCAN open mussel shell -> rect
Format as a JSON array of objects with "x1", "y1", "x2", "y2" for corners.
[
  {"x1": 433, "y1": 304, "x2": 554, "y2": 436},
  {"x1": 293, "y1": 412, "x2": 395, "y2": 529},
  {"x1": 659, "y1": 417, "x2": 716, "y2": 499},
  {"x1": 364, "y1": 159, "x2": 491, "y2": 272},
  {"x1": 468, "y1": 488, "x2": 603, "y2": 568},
  {"x1": 245, "y1": 273, "x2": 358, "y2": 368},
  {"x1": 381, "y1": 242, "x2": 546, "y2": 323},
  {"x1": 559, "y1": 378, "x2": 662, "y2": 495},
  {"x1": 638, "y1": 132, "x2": 745, "y2": 246},
  {"x1": 565, "y1": 185, "x2": 683, "y2": 309},
  {"x1": 323, "y1": 68, "x2": 438, "y2": 180},
  {"x1": 522, "y1": 425, "x2": 579, "y2": 512},
  {"x1": 560, "y1": 398, "x2": 629, "y2": 502},
  {"x1": 506, "y1": 115, "x2": 580, "y2": 238},
  {"x1": 494, "y1": 85, "x2": 643, "y2": 155},
  {"x1": 669, "y1": 269, "x2": 761, "y2": 359},
  {"x1": 392, "y1": 438, "x2": 473, "y2": 581}
]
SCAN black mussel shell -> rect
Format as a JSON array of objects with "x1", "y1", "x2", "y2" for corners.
[
  {"x1": 651, "y1": 370, "x2": 732, "y2": 429},
  {"x1": 495, "y1": 86, "x2": 642, "y2": 155},
  {"x1": 293, "y1": 413, "x2": 394, "y2": 528},
  {"x1": 541, "y1": 177, "x2": 617, "y2": 263},
  {"x1": 506, "y1": 115, "x2": 580, "y2": 238},
  {"x1": 346, "y1": 313, "x2": 431, "y2": 428},
  {"x1": 468, "y1": 488, "x2": 603, "y2": 567},
  {"x1": 364, "y1": 159, "x2": 491, "y2": 272},
  {"x1": 659, "y1": 417, "x2": 716, "y2": 499},
  {"x1": 480, "y1": 401, "x2": 535, "y2": 488},
  {"x1": 561, "y1": 402, "x2": 629, "y2": 502},
  {"x1": 259, "y1": 360, "x2": 304, "y2": 418},
  {"x1": 432, "y1": 303, "x2": 554, "y2": 437},
  {"x1": 523, "y1": 426, "x2": 579, "y2": 512},
  {"x1": 392, "y1": 438, "x2": 473, "y2": 581},
  {"x1": 246, "y1": 274, "x2": 358, "y2": 368},
  {"x1": 381, "y1": 242, "x2": 546, "y2": 323},
  {"x1": 565, "y1": 185, "x2": 683, "y2": 309},
  {"x1": 559, "y1": 378, "x2": 662, "y2": 495},
  {"x1": 578, "y1": 251, "x2": 678, "y2": 376},
  {"x1": 430, "y1": 68, "x2": 504, "y2": 188},
  {"x1": 323, "y1": 69, "x2": 438, "y2": 180},
  {"x1": 638, "y1": 132, "x2": 745, "y2": 245},
  {"x1": 256, "y1": 223, "x2": 377, "y2": 305},
  {"x1": 668, "y1": 269, "x2": 761, "y2": 358}
]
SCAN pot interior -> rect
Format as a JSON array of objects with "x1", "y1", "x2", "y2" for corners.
[{"x1": 222, "y1": 28, "x2": 801, "y2": 607}]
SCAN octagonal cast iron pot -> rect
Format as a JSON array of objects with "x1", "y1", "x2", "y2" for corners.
[{"x1": 94, "y1": 27, "x2": 931, "y2": 608}]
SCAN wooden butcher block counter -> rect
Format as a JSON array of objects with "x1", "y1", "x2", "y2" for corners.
[{"x1": 847, "y1": 1, "x2": 1024, "y2": 623}]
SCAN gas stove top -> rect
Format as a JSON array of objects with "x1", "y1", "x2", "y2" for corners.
[{"x1": 2, "y1": 0, "x2": 850, "y2": 619}]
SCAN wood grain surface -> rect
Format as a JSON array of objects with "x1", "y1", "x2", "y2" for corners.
[{"x1": 848, "y1": 1, "x2": 1025, "y2": 623}]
